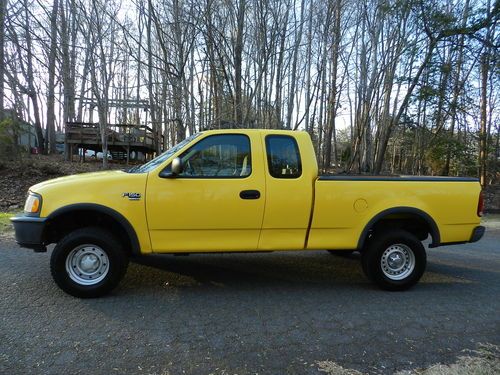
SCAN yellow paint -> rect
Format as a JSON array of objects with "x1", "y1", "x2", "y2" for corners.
[
  {"x1": 33, "y1": 171, "x2": 152, "y2": 253},
  {"x1": 26, "y1": 129, "x2": 482, "y2": 254},
  {"x1": 307, "y1": 180, "x2": 481, "y2": 249},
  {"x1": 257, "y1": 130, "x2": 317, "y2": 250},
  {"x1": 145, "y1": 131, "x2": 266, "y2": 252}
]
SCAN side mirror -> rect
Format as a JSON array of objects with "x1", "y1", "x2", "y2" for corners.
[
  {"x1": 171, "y1": 157, "x2": 183, "y2": 175},
  {"x1": 159, "y1": 157, "x2": 183, "y2": 178}
]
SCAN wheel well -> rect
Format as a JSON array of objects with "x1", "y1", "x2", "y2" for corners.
[
  {"x1": 44, "y1": 209, "x2": 137, "y2": 256},
  {"x1": 358, "y1": 209, "x2": 440, "y2": 250}
]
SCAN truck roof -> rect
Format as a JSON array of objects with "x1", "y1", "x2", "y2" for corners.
[{"x1": 199, "y1": 128, "x2": 307, "y2": 136}]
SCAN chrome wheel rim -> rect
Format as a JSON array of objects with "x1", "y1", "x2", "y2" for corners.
[
  {"x1": 380, "y1": 244, "x2": 415, "y2": 281},
  {"x1": 65, "y1": 244, "x2": 109, "y2": 286}
]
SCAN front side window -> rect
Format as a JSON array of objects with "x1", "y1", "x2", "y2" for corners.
[
  {"x1": 265, "y1": 135, "x2": 302, "y2": 178},
  {"x1": 175, "y1": 134, "x2": 251, "y2": 178},
  {"x1": 128, "y1": 133, "x2": 201, "y2": 173}
]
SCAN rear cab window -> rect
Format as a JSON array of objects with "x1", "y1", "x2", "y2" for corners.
[{"x1": 265, "y1": 135, "x2": 302, "y2": 178}]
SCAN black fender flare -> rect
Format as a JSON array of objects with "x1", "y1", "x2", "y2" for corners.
[
  {"x1": 46, "y1": 203, "x2": 141, "y2": 255},
  {"x1": 357, "y1": 207, "x2": 440, "y2": 250}
]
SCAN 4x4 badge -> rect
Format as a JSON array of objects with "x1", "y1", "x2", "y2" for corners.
[{"x1": 122, "y1": 192, "x2": 141, "y2": 201}]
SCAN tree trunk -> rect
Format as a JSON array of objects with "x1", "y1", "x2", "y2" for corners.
[
  {"x1": 0, "y1": 0, "x2": 5, "y2": 120},
  {"x1": 60, "y1": 1, "x2": 75, "y2": 160},
  {"x1": 24, "y1": 0, "x2": 44, "y2": 152},
  {"x1": 98, "y1": 100, "x2": 109, "y2": 169},
  {"x1": 173, "y1": 0, "x2": 185, "y2": 141},
  {"x1": 303, "y1": 1, "x2": 313, "y2": 133},
  {"x1": 147, "y1": 0, "x2": 159, "y2": 153},
  {"x1": 443, "y1": 0, "x2": 469, "y2": 175},
  {"x1": 274, "y1": 6, "x2": 289, "y2": 129},
  {"x1": 46, "y1": 0, "x2": 59, "y2": 154},
  {"x1": 285, "y1": 0, "x2": 305, "y2": 129},
  {"x1": 479, "y1": 51, "x2": 489, "y2": 186},
  {"x1": 234, "y1": 0, "x2": 245, "y2": 126},
  {"x1": 324, "y1": 0, "x2": 342, "y2": 169}
]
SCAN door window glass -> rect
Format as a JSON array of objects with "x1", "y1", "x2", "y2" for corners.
[
  {"x1": 265, "y1": 135, "x2": 302, "y2": 178},
  {"x1": 177, "y1": 134, "x2": 251, "y2": 178}
]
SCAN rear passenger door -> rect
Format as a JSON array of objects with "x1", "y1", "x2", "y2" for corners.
[{"x1": 258, "y1": 134, "x2": 314, "y2": 250}]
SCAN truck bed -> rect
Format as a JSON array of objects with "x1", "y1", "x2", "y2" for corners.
[{"x1": 307, "y1": 175, "x2": 482, "y2": 250}]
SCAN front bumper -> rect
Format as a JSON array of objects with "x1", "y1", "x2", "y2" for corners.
[{"x1": 10, "y1": 216, "x2": 47, "y2": 252}]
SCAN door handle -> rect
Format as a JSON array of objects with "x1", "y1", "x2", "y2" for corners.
[{"x1": 240, "y1": 190, "x2": 261, "y2": 200}]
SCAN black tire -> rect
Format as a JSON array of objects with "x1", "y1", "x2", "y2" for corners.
[
  {"x1": 50, "y1": 227, "x2": 129, "y2": 298},
  {"x1": 327, "y1": 250, "x2": 355, "y2": 256},
  {"x1": 361, "y1": 230, "x2": 426, "y2": 291}
]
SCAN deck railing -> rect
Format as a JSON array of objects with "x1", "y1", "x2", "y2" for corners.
[{"x1": 66, "y1": 122, "x2": 157, "y2": 150}]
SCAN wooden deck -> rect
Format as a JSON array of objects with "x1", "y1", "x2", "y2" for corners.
[{"x1": 66, "y1": 122, "x2": 158, "y2": 153}]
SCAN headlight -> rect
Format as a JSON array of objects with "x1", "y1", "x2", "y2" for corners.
[{"x1": 24, "y1": 193, "x2": 42, "y2": 214}]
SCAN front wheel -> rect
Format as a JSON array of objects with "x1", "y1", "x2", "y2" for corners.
[
  {"x1": 361, "y1": 230, "x2": 426, "y2": 291},
  {"x1": 50, "y1": 227, "x2": 129, "y2": 298}
]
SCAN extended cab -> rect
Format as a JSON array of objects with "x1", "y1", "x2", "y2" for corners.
[{"x1": 11, "y1": 130, "x2": 485, "y2": 297}]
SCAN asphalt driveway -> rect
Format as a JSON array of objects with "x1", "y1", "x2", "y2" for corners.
[{"x1": 0, "y1": 229, "x2": 499, "y2": 374}]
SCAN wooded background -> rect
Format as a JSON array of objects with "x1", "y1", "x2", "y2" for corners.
[{"x1": 0, "y1": 0, "x2": 498, "y2": 184}]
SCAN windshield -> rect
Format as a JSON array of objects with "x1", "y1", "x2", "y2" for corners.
[{"x1": 127, "y1": 133, "x2": 202, "y2": 173}]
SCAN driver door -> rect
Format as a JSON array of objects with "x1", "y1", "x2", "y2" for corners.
[{"x1": 146, "y1": 133, "x2": 266, "y2": 252}]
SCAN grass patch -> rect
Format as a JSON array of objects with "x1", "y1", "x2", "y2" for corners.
[{"x1": 0, "y1": 211, "x2": 15, "y2": 235}]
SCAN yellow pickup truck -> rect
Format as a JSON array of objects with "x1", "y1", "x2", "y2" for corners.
[{"x1": 11, "y1": 129, "x2": 485, "y2": 297}]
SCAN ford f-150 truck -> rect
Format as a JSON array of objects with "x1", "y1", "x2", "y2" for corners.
[{"x1": 11, "y1": 129, "x2": 485, "y2": 297}]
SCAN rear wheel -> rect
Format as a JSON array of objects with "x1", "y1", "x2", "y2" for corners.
[
  {"x1": 50, "y1": 227, "x2": 128, "y2": 298},
  {"x1": 361, "y1": 230, "x2": 426, "y2": 291}
]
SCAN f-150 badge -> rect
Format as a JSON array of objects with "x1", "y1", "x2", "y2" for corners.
[{"x1": 122, "y1": 192, "x2": 141, "y2": 201}]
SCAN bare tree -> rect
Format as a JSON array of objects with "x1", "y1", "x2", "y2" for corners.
[
  {"x1": 45, "y1": 0, "x2": 59, "y2": 154},
  {"x1": 21, "y1": 0, "x2": 44, "y2": 152},
  {"x1": 1, "y1": 0, "x2": 498, "y2": 186},
  {"x1": 0, "y1": 0, "x2": 5, "y2": 120}
]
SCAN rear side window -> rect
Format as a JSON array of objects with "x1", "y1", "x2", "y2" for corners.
[{"x1": 265, "y1": 135, "x2": 302, "y2": 178}]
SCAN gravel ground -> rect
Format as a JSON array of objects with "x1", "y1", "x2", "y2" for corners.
[{"x1": 0, "y1": 230, "x2": 499, "y2": 375}]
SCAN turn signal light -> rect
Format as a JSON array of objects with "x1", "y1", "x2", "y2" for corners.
[{"x1": 24, "y1": 193, "x2": 42, "y2": 214}]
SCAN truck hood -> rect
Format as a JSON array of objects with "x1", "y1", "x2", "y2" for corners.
[
  {"x1": 30, "y1": 170, "x2": 149, "y2": 217},
  {"x1": 30, "y1": 170, "x2": 131, "y2": 192}
]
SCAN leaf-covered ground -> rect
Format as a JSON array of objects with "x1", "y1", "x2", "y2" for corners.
[{"x1": 317, "y1": 343, "x2": 500, "y2": 375}]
